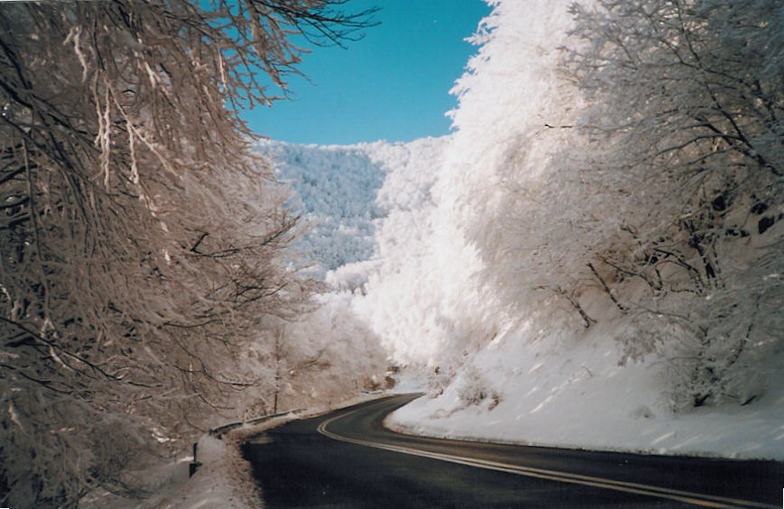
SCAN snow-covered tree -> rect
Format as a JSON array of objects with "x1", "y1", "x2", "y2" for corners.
[
  {"x1": 0, "y1": 1, "x2": 372, "y2": 506},
  {"x1": 562, "y1": 0, "x2": 784, "y2": 407},
  {"x1": 355, "y1": 0, "x2": 782, "y2": 415}
]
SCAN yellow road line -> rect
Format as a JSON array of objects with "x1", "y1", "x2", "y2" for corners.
[{"x1": 317, "y1": 410, "x2": 776, "y2": 509}]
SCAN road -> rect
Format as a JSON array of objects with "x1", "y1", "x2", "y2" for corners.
[{"x1": 242, "y1": 394, "x2": 783, "y2": 508}]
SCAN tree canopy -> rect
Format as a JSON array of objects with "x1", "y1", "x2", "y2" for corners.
[{"x1": 0, "y1": 1, "x2": 373, "y2": 507}]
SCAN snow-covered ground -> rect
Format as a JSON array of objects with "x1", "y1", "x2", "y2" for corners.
[
  {"x1": 80, "y1": 425, "x2": 273, "y2": 509},
  {"x1": 386, "y1": 322, "x2": 784, "y2": 460},
  {"x1": 80, "y1": 393, "x2": 390, "y2": 509}
]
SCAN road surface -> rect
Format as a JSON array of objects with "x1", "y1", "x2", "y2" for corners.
[{"x1": 242, "y1": 394, "x2": 783, "y2": 508}]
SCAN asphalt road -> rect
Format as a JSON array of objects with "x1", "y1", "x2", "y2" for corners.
[{"x1": 242, "y1": 394, "x2": 783, "y2": 508}]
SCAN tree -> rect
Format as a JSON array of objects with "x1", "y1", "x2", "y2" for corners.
[
  {"x1": 0, "y1": 1, "x2": 373, "y2": 507},
  {"x1": 562, "y1": 0, "x2": 784, "y2": 408}
]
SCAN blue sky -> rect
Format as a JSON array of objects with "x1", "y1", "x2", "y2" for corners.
[{"x1": 242, "y1": 0, "x2": 491, "y2": 145}]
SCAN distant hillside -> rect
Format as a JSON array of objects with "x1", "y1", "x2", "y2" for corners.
[{"x1": 256, "y1": 138, "x2": 448, "y2": 279}]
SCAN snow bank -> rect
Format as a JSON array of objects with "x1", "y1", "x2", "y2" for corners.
[
  {"x1": 79, "y1": 434, "x2": 260, "y2": 509},
  {"x1": 387, "y1": 320, "x2": 784, "y2": 460}
]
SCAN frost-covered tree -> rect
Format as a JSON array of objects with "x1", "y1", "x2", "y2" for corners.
[
  {"x1": 0, "y1": 1, "x2": 372, "y2": 507},
  {"x1": 365, "y1": 0, "x2": 783, "y2": 413},
  {"x1": 563, "y1": 0, "x2": 784, "y2": 408}
]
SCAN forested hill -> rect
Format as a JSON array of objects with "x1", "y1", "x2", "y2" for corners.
[{"x1": 256, "y1": 138, "x2": 449, "y2": 280}]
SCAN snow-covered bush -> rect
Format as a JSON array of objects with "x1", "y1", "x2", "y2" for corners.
[{"x1": 455, "y1": 367, "x2": 501, "y2": 410}]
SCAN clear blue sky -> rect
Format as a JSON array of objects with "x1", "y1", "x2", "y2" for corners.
[{"x1": 242, "y1": 0, "x2": 491, "y2": 145}]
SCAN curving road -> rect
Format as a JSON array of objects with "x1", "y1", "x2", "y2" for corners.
[{"x1": 242, "y1": 394, "x2": 783, "y2": 508}]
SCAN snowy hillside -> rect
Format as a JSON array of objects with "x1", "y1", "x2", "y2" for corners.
[
  {"x1": 256, "y1": 138, "x2": 448, "y2": 281},
  {"x1": 313, "y1": 0, "x2": 784, "y2": 460},
  {"x1": 256, "y1": 140, "x2": 386, "y2": 277}
]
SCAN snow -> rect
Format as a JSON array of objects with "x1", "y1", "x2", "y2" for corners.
[
  {"x1": 80, "y1": 395, "x2": 387, "y2": 509},
  {"x1": 386, "y1": 319, "x2": 784, "y2": 460},
  {"x1": 79, "y1": 433, "x2": 261, "y2": 509},
  {"x1": 154, "y1": 436, "x2": 259, "y2": 509},
  {"x1": 248, "y1": 57, "x2": 783, "y2": 464}
]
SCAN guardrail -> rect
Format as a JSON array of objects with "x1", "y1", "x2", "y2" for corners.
[
  {"x1": 189, "y1": 409, "x2": 300, "y2": 476},
  {"x1": 209, "y1": 409, "x2": 299, "y2": 439}
]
